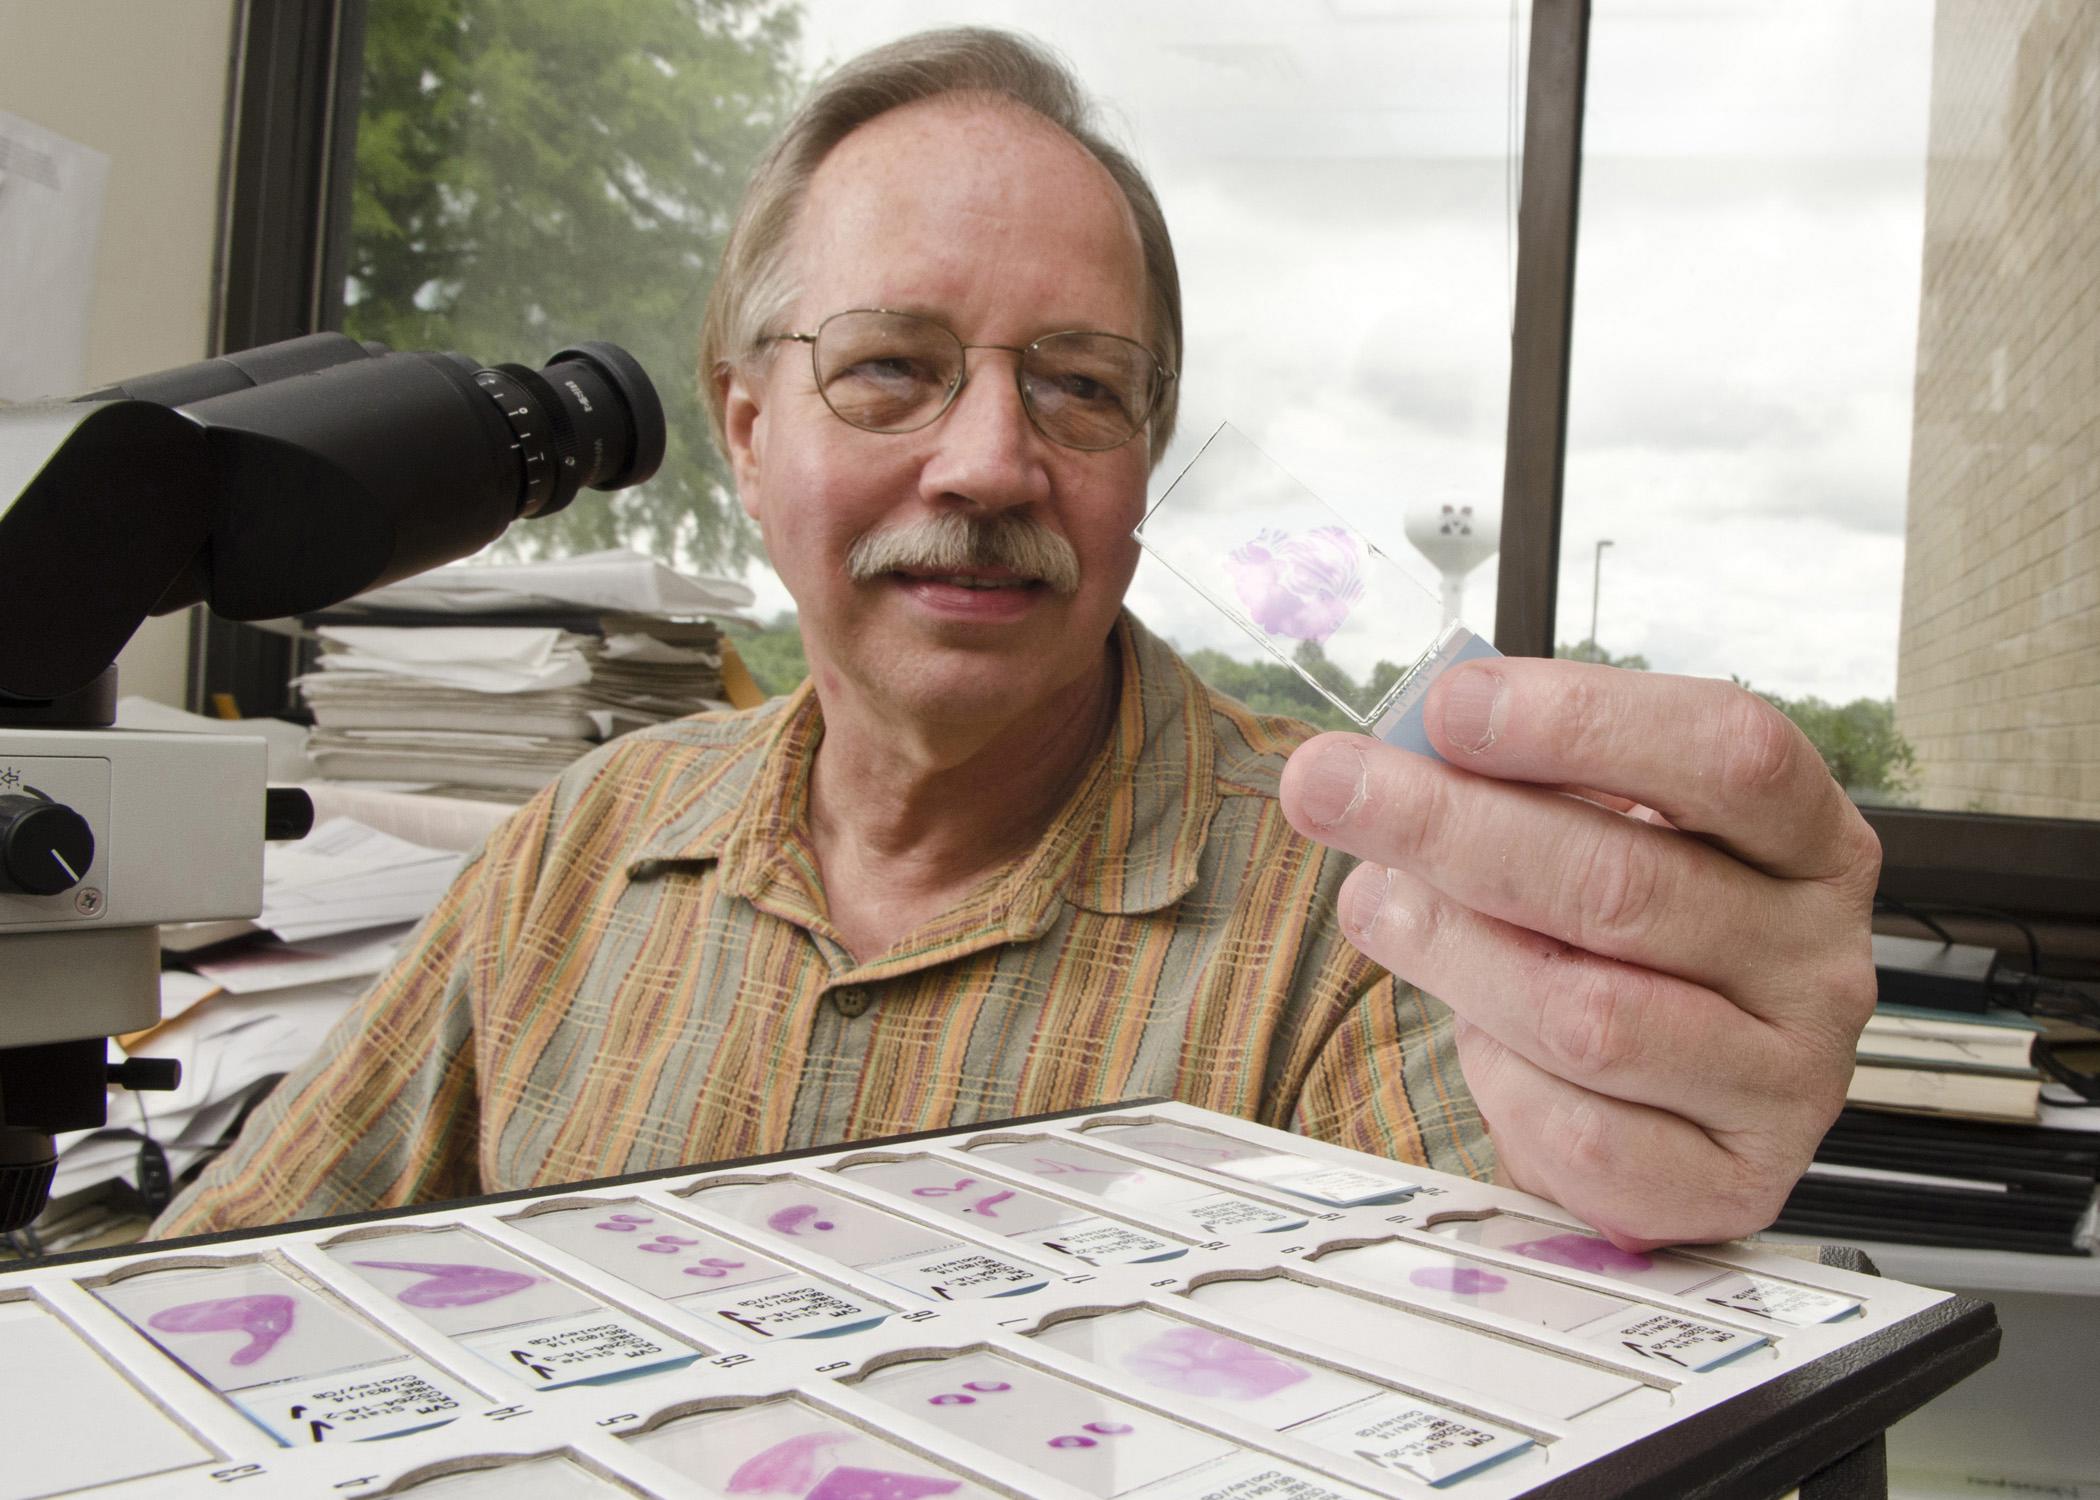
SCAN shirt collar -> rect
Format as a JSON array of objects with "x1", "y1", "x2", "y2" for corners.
[{"x1": 627, "y1": 611, "x2": 1215, "y2": 919}]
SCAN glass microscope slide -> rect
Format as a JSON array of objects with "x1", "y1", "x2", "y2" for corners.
[
  {"x1": 1425, "y1": 1215, "x2": 1864, "y2": 1325},
  {"x1": 856, "y1": 1348, "x2": 1382, "y2": 1500},
  {"x1": 1034, "y1": 1305, "x2": 1535, "y2": 1486},
  {"x1": 93, "y1": 1260, "x2": 480, "y2": 1445},
  {"x1": 1314, "y1": 1239, "x2": 1766, "y2": 1372},
  {"x1": 508, "y1": 1196, "x2": 893, "y2": 1341},
  {"x1": 320, "y1": 1226, "x2": 700, "y2": 1389},
  {"x1": 964, "y1": 1135, "x2": 1307, "y2": 1235},
  {"x1": 1084, "y1": 1120, "x2": 1419, "y2": 1206},
  {"x1": 1184, "y1": 1276, "x2": 1654, "y2": 1424},
  {"x1": 625, "y1": 1396, "x2": 1002, "y2": 1500},
  {"x1": 682, "y1": 1178, "x2": 1051, "y2": 1302},
  {"x1": 832, "y1": 1154, "x2": 1187, "y2": 1265}
]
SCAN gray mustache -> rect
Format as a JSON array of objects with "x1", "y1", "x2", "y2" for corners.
[{"x1": 846, "y1": 512, "x2": 1082, "y2": 595}]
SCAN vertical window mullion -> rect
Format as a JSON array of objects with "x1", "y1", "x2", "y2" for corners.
[{"x1": 1495, "y1": 0, "x2": 1590, "y2": 660}]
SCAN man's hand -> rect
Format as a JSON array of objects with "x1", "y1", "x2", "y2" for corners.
[{"x1": 1279, "y1": 658, "x2": 1881, "y2": 1249}]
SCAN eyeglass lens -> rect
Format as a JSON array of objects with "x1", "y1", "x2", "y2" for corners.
[{"x1": 811, "y1": 310, "x2": 1160, "y2": 451}]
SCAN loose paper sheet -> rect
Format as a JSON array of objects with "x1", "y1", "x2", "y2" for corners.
[{"x1": 0, "y1": 109, "x2": 109, "y2": 401}]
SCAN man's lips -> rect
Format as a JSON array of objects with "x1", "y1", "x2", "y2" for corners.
[
  {"x1": 883, "y1": 569, "x2": 1052, "y2": 621},
  {"x1": 885, "y1": 567, "x2": 1043, "y2": 590}
]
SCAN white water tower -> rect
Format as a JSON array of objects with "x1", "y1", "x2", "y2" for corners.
[{"x1": 1404, "y1": 498, "x2": 1501, "y2": 626}]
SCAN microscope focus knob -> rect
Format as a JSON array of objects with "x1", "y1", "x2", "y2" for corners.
[{"x1": 0, "y1": 792, "x2": 96, "y2": 896}]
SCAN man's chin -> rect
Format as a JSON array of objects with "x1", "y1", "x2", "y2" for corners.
[
  {"x1": 869, "y1": 661, "x2": 1064, "y2": 729},
  {"x1": 834, "y1": 635, "x2": 1108, "y2": 734}
]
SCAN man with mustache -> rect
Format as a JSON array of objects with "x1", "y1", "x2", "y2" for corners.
[{"x1": 157, "y1": 28, "x2": 1877, "y2": 1251}]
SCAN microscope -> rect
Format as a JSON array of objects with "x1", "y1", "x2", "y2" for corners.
[{"x1": 0, "y1": 333, "x2": 666, "y2": 1232}]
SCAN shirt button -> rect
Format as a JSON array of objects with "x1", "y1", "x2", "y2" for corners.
[{"x1": 831, "y1": 986, "x2": 872, "y2": 1018}]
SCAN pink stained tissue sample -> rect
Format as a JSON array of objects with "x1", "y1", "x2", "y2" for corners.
[
  {"x1": 146, "y1": 1294, "x2": 297, "y2": 1367},
  {"x1": 728, "y1": 1433, "x2": 850, "y2": 1494},
  {"x1": 805, "y1": 1469, "x2": 962, "y2": 1500},
  {"x1": 1408, "y1": 1265, "x2": 1510, "y2": 1296},
  {"x1": 1122, "y1": 1325, "x2": 1309, "y2": 1400},
  {"x1": 1224, "y1": 527, "x2": 1365, "y2": 644},
  {"x1": 351, "y1": 1259, "x2": 541, "y2": 1308},
  {"x1": 767, "y1": 1204, "x2": 838, "y2": 1236},
  {"x1": 727, "y1": 1434, "x2": 961, "y2": 1500},
  {"x1": 1506, "y1": 1233, "x2": 1656, "y2": 1276}
]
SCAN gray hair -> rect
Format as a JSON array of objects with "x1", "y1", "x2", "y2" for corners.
[{"x1": 698, "y1": 26, "x2": 1183, "y2": 467}]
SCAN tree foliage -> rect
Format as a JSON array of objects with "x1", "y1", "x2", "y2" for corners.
[
  {"x1": 1182, "y1": 641, "x2": 1402, "y2": 734},
  {"x1": 730, "y1": 612, "x2": 808, "y2": 697},
  {"x1": 730, "y1": 617, "x2": 1400, "y2": 732},
  {"x1": 1751, "y1": 688, "x2": 1919, "y2": 804},
  {"x1": 344, "y1": 0, "x2": 805, "y2": 570},
  {"x1": 1560, "y1": 643, "x2": 1917, "y2": 805},
  {"x1": 1556, "y1": 637, "x2": 1652, "y2": 670}
]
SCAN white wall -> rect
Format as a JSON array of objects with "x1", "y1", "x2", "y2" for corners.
[{"x1": 0, "y1": 0, "x2": 237, "y2": 706}]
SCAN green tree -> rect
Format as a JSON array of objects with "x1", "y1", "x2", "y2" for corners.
[
  {"x1": 344, "y1": 0, "x2": 804, "y2": 571},
  {"x1": 1752, "y1": 689, "x2": 1919, "y2": 804},
  {"x1": 1561, "y1": 643, "x2": 1916, "y2": 803},
  {"x1": 730, "y1": 611, "x2": 808, "y2": 697},
  {"x1": 1556, "y1": 638, "x2": 1652, "y2": 670},
  {"x1": 1179, "y1": 642, "x2": 1409, "y2": 734}
]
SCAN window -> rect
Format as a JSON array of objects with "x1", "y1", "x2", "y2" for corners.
[
  {"x1": 224, "y1": 0, "x2": 2100, "y2": 908},
  {"x1": 329, "y1": 0, "x2": 1527, "y2": 728},
  {"x1": 1565, "y1": 0, "x2": 2098, "y2": 826},
  {"x1": 338, "y1": 0, "x2": 804, "y2": 569}
]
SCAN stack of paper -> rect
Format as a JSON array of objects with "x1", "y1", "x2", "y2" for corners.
[
  {"x1": 300, "y1": 618, "x2": 730, "y2": 798},
  {"x1": 43, "y1": 820, "x2": 466, "y2": 1217},
  {"x1": 297, "y1": 550, "x2": 750, "y2": 801},
  {"x1": 335, "y1": 546, "x2": 756, "y2": 620}
]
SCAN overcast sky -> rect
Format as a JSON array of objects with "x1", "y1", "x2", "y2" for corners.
[{"x1": 745, "y1": 0, "x2": 1935, "y2": 705}]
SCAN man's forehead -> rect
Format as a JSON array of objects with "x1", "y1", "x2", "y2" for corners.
[
  {"x1": 789, "y1": 95, "x2": 1146, "y2": 326},
  {"x1": 818, "y1": 92, "x2": 1108, "y2": 190}
]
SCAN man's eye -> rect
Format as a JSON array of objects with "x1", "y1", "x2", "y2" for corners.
[
  {"x1": 1033, "y1": 367, "x2": 1129, "y2": 412},
  {"x1": 831, "y1": 355, "x2": 944, "y2": 392}
]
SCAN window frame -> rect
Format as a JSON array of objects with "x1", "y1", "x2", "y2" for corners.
[
  {"x1": 196, "y1": 0, "x2": 366, "y2": 720},
  {"x1": 214, "y1": 0, "x2": 2099, "y2": 920}
]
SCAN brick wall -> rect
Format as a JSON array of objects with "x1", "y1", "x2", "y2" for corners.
[{"x1": 1896, "y1": 0, "x2": 2100, "y2": 816}]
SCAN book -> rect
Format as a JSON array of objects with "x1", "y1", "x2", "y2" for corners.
[
  {"x1": 1846, "y1": 1058, "x2": 2043, "y2": 1122},
  {"x1": 1857, "y1": 1005, "x2": 2042, "y2": 1070}
]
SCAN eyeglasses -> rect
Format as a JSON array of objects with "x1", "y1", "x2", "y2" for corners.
[{"x1": 765, "y1": 308, "x2": 1174, "y2": 453}]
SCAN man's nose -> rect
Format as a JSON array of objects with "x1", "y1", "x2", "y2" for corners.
[{"x1": 917, "y1": 348, "x2": 1052, "y2": 512}]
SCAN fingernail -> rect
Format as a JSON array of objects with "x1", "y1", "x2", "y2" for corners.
[
  {"x1": 1298, "y1": 742, "x2": 1368, "y2": 829},
  {"x1": 1438, "y1": 666, "x2": 1506, "y2": 754},
  {"x1": 1338, "y1": 863, "x2": 1392, "y2": 944}
]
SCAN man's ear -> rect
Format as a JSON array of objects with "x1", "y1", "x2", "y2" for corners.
[{"x1": 718, "y1": 360, "x2": 766, "y2": 521}]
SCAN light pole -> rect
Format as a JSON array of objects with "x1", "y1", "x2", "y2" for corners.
[{"x1": 1589, "y1": 538, "x2": 1614, "y2": 657}]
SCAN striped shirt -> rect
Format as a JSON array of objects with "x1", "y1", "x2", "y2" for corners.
[{"x1": 155, "y1": 614, "x2": 1488, "y2": 1237}]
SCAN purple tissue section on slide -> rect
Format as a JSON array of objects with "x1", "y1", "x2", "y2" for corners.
[
  {"x1": 1123, "y1": 1325, "x2": 1309, "y2": 1400},
  {"x1": 1224, "y1": 526, "x2": 1365, "y2": 645},
  {"x1": 805, "y1": 1469, "x2": 963, "y2": 1500},
  {"x1": 767, "y1": 1203, "x2": 838, "y2": 1236},
  {"x1": 1409, "y1": 1265, "x2": 1510, "y2": 1296},
  {"x1": 728, "y1": 1433, "x2": 850, "y2": 1494},
  {"x1": 1506, "y1": 1233, "x2": 1656, "y2": 1275},
  {"x1": 726, "y1": 1433, "x2": 961, "y2": 1500},
  {"x1": 146, "y1": 1294, "x2": 298, "y2": 1367},
  {"x1": 350, "y1": 1259, "x2": 541, "y2": 1308}
]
